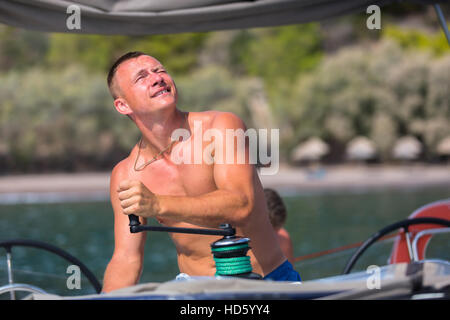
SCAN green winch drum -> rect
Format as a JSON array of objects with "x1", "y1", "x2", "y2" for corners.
[{"x1": 210, "y1": 236, "x2": 262, "y2": 280}]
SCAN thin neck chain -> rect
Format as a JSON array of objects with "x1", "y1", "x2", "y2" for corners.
[
  {"x1": 133, "y1": 138, "x2": 176, "y2": 171},
  {"x1": 133, "y1": 112, "x2": 188, "y2": 172}
]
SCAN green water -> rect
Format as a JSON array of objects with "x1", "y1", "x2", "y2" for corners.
[{"x1": 0, "y1": 186, "x2": 449, "y2": 298}]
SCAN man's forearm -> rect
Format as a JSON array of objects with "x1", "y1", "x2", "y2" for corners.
[
  {"x1": 102, "y1": 257, "x2": 142, "y2": 293},
  {"x1": 157, "y1": 189, "x2": 252, "y2": 228}
]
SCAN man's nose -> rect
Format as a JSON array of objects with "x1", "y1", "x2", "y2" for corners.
[{"x1": 151, "y1": 72, "x2": 164, "y2": 87}]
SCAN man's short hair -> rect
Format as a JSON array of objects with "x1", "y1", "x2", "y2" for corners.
[
  {"x1": 264, "y1": 188, "x2": 287, "y2": 229},
  {"x1": 107, "y1": 51, "x2": 147, "y2": 99}
]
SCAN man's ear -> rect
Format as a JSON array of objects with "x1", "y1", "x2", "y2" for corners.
[{"x1": 114, "y1": 98, "x2": 132, "y2": 115}]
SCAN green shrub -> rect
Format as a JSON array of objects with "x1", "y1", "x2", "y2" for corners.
[
  {"x1": 0, "y1": 65, "x2": 138, "y2": 172},
  {"x1": 280, "y1": 40, "x2": 450, "y2": 160}
]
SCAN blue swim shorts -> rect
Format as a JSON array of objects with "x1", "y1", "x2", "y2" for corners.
[{"x1": 263, "y1": 260, "x2": 301, "y2": 282}]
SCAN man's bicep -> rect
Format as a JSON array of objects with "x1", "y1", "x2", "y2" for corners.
[
  {"x1": 213, "y1": 161, "x2": 255, "y2": 194},
  {"x1": 212, "y1": 151, "x2": 256, "y2": 226},
  {"x1": 212, "y1": 112, "x2": 255, "y2": 196}
]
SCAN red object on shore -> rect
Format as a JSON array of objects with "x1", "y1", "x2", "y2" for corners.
[{"x1": 389, "y1": 199, "x2": 450, "y2": 264}]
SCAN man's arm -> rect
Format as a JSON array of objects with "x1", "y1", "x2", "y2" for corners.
[
  {"x1": 102, "y1": 161, "x2": 147, "y2": 293},
  {"x1": 118, "y1": 112, "x2": 256, "y2": 228}
]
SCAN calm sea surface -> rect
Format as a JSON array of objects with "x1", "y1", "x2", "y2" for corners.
[{"x1": 0, "y1": 186, "x2": 449, "y2": 297}]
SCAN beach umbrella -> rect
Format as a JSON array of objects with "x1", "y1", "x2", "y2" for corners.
[
  {"x1": 290, "y1": 137, "x2": 329, "y2": 162},
  {"x1": 436, "y1": 136, "x2": 450, "y2": 156},
  {"x1": 392, "y1": 136, "x2": 422, "y2": 160},
  {"x1": 346, "y1": 136, "x2": 377, "y2": 161}
]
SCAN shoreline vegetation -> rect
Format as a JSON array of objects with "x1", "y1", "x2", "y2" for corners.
[
  {"x1": 1, "y1": 13, "x2": 449, "y2": 204},
  {"x1": 0, "y1": 164, "x2": 448, "y2": 204},
  {"x1": 1, "y1": 15, "x2": 449, "y2": 175}
]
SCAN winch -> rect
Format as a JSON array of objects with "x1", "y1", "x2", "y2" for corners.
[{"x1": 128, "y1": 215, "x2": 262, "y2": 279}]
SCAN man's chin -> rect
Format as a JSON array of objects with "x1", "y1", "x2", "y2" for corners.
[{"x1": 147, "y1": 99, "x2": 177, "y2": 113}]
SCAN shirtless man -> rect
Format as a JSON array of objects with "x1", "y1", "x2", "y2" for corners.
[{"x1": 102, "y1": 52, "x2": 300, "y2": 292}]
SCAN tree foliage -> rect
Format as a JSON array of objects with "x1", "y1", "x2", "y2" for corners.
[
  {"x1": 279, "y1": 40, "x2": 450, "y2": 161},
  {"x1": 45, "y1": 32, "x2": 208, "y2": 75},
  {"x1": 0, "y1": 66, "x2": 139, "y2": 172},
  {"x1": 0, "y1": 26, "x2": 48, "y2": 71},
  {"x1": 0, "y1": 18, "x2": 448, "y2": 172},
  {"x1": 383, "y1": 25, "x2": 450, "y2": 57},
  {"x1": 229, "y1": 24, "x2": 323, "y2": 93}
]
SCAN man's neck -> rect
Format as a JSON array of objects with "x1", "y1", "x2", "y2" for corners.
[{"x1": 133, "y1": 108, "x2": 188, "y2": 154}]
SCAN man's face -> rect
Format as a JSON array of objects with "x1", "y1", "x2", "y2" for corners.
[{"x1": 114, "y1": 55, "x2": 178, "y2": 116}]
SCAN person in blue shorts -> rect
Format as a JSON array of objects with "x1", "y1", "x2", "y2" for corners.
[{"x1": 263, "y1": 188, "x2": 301, "y2": 282}]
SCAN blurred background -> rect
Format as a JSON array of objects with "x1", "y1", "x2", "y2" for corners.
[
  {"x1": 0, "y1": 2, "x2": 449, "y2": 297},
  {"x1": 0, "y1": 4, "x2": 449, "y2": 172}
]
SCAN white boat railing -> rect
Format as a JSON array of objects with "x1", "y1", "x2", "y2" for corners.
[
  {"x1": 0, "y1": 283, "x2": 48, "y2": 299},
  {"x1": 412, "y1": 228, "x2": 450, "y2": 262}
]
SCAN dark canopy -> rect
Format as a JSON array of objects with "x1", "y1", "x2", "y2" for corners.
[{"x1": 0, "y1": 0, "x2": 442, "y2": 35}]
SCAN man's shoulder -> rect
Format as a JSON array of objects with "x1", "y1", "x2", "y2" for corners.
[
  {"x1": 110, "y1": 155, "x2": 133, "y2": 183},
  {"x1": 111, "y1": 139, "x2": 141, "y2": 175},
  {"x1": 189, "y1": 111, "x2": 245, "y2": 130},
  {"x1": 277, "y1": 227, "x2": 292, "y2": 241},
  {"x1": 213, "y1": 111, "x2": 246, "y2": 131},
  {"x1": 112, "y1": 158, "x2": 129, "y2": 174},
  {"x1": 190, "y1": 110, "x2": 242, "y2": 121}
]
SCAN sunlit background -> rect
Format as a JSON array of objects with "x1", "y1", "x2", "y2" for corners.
[{"x1": 0, "y1": 2, "x2": 449, "y2": 298}]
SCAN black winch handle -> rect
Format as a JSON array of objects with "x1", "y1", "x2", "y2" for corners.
[
  {"x1": 128, "y1": 214, "x2": 141, "y2": 229},
  {"x1": 128, "y1": 217, "x2": 236, "y2": 237}
]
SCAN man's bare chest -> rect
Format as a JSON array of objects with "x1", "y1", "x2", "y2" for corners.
[{"x1": 131, "y1": 157, "x2": 216, "y2": 197}]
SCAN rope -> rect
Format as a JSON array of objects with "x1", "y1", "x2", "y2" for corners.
[
  {"x1": 292, "y1": 232, "x2": 399, "y2": 264},
  {"x1": 211, "y1": 242, "x2": 253, "y2": 276},
  {"x1": 214, "y1": 256, "x2": 252, "y2": 275}
]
